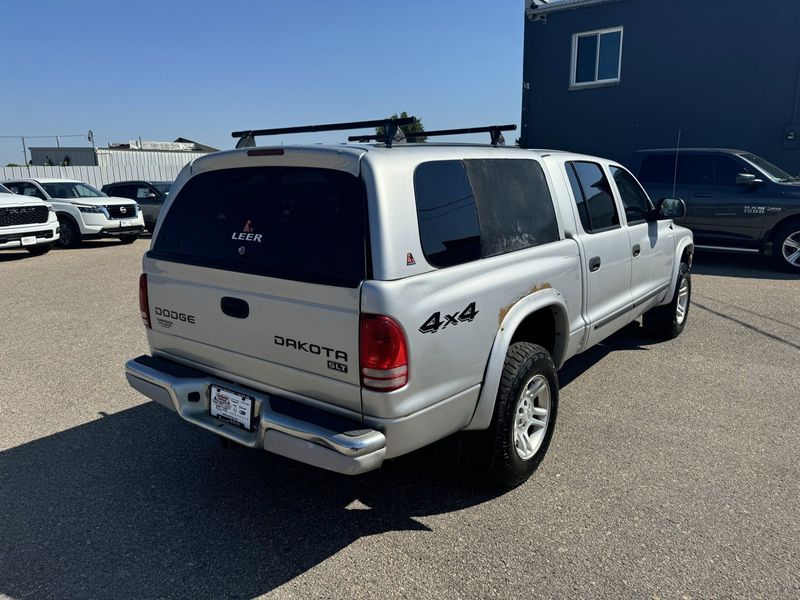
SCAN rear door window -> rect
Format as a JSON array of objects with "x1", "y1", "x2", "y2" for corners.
[
  {"x1": 567, "y1": 161, "x2": 620, "y2": 232},
  {"x1": 638, "y1": 155, "x2": 675, "y2": 184},
  {"x1": 151, "y1": 166, "x2": 368, "y2": 287}
]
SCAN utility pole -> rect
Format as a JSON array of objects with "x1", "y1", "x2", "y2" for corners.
[{"x1": 21, "y1": 137, "x2": 28, "y2": 169}]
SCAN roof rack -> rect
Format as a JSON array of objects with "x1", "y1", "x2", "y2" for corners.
[
  {"x1": 348, "y1": 124, "x2": 517, "y2": 147},
  {"x1": 231, "y1": 117, "x2": 417, "y2": 149}
]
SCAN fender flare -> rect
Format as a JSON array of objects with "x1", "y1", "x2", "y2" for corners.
[
  {"x1": 662, "y1": 237, "x2": 694, "y2": 305},
  {"x1": 465, "y1": 288, "x2": 570, "y2": 431}
]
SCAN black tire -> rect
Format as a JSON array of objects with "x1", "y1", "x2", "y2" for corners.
[
  {"x1": 772, "y1": 222, "x2": 800, "y2": 274},
  {"x1": 462, "y1": 342, "x2": 559, "y2": 488},
  {"x1": 643, "y1": 262, "x2": 691, "y2": 339},
  {"x1": 27, "y1": 243, "x2": 52, "y2": 256},
  {"x1": 57, "y1": 217, "x2": 81, "y2": 249},
  {"x1": 119, "y1": 234, "x2": 139, "y2": 244}
]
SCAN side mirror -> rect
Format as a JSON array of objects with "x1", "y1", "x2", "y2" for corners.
[
  {"x1": 145, "y1": 192, "x2": 157, "y2": 200},
  {"x1": 736, "y1": 173, "x2": 763, "y2": 186},
  {"x1": 656, "y1": 197, "x2": 687, "y2": 220}
]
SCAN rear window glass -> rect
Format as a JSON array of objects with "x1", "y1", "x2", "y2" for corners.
[
  {"x1": 413, "y1": 161, "x2": 482, "y2": 268},
  {"x1": 464, "y1": 159, "x2": 559, "y2": 257},
  {"x1": 151, "y1": 167, "x2": 367, "y2": 287},
  {"x1": 413, "y1": 159, "x2": 559, "y2": 269}
]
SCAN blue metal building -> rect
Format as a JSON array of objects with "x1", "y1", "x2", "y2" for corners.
[{"x1": 521, "y1": 0, "x2": 800, "y2": 174}]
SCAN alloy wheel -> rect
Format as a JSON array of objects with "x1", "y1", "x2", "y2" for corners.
[{"x1": 512, "y1": 374, "x2": 551, "y2": 460}]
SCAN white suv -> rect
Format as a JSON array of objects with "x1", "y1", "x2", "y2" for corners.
[
  {"x1": 2, "y1": 178, "x2": 145, "y2": 248},
  {"x1": 0, "y1": 184, "x2": 59, "y2": 255}
]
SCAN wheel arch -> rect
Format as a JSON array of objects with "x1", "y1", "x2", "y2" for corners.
[
  {"x1": 767, "y1": 214, "x2": 800, "y2": 245},
  {"x1": 662, "y1": 236, "x2": 694, "y2": 306},
  {"x1": 55, "y1": 210, "x2": 80, "y2": 230},
  {"x1": 465, "y1": 288, "x2": 569, "y2": 431}
]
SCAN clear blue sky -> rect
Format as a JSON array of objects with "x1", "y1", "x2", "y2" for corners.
[{"x1": 0, "y1": 1, "x2": 525, "y2": 165}]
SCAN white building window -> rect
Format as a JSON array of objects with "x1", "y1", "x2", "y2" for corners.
[{"x1": 570, "y1": 27, "x2": 623, "y2": 88}]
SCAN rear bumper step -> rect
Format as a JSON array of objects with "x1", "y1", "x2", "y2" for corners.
[{"x1": 124, "y1": 355, "x2": 386, "y2": 475}]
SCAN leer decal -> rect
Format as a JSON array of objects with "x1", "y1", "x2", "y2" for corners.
[{"x1": 231, "y1": 219, "x2": 263, "y2": 242}]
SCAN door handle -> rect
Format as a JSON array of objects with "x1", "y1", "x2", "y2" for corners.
[
  {"x1": 589, "y1": 256, "x2": 601, "y2": 272},
  {"x1": 220, "y1": 296, "x2": 249, "y2": 319},
  {"x1": 632, "y1": 244, "x2": 641, "y2": 257},
  {"x1": 693, "y1": 192, "x2": 712, "y2": 198}
]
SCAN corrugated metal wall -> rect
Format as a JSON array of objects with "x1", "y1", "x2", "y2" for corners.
[
  {"x1": 95, "y1": 149, "x2": 209, "y2": 169},
  {"x1": 0, "y1": 163, "x2": 191, "y2": 189}
]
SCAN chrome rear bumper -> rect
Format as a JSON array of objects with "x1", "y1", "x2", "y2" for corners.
[{"x1": 124, "y1": 355, "x2": 386, "y2": 475}]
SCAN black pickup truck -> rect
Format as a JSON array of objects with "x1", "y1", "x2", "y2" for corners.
[{"x1": 629, "y1": 148, "x2": 800, "y2": 273}]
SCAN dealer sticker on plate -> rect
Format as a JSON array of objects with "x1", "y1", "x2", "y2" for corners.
[
  {"x1": 210, "y1": 385, "x2": 254, "y2": 431},
  {"x1": 20, "y1": 236, "x2": 37, "y2": 246}
]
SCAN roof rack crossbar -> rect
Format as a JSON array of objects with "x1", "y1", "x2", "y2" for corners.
[
  {"x1": 348, "y1": 124, "x2": 517, "y2": 146},
  {"x1": 231, "y1": 117, "x2": 416, "y2": 148}
]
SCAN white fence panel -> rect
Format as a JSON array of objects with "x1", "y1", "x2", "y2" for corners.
[{"x1": 0, "y1": 163, "x2": 190, "y2": 189}]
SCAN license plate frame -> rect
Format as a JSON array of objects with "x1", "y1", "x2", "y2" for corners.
[
  {"x1": 120, "y1": 219, "x2": 132, "y2": 227},
  {"x1": 20, "y1": 236, "x2": 37, "y2": 246},
  {"x1": 209, "y1": 385, "x2": 255, "y2": 431}
]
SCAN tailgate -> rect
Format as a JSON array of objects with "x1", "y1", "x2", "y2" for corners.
[{"x1": 144, "y1": 156, "x2": 367, "y2": 415}]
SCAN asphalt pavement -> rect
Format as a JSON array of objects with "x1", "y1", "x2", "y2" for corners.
[{"x1": 1, "y1": 240, "x2": 798, "y2": 599}]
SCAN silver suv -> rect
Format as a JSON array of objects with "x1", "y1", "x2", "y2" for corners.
[{"x1": 125, "y1": 119, "x2": 694, "y2": 487}]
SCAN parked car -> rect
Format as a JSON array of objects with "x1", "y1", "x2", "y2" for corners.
[
  {"x1": 2, "y1": 178, "x2": 145, "y2": 248},
  {"x1": 101, "y1": 180, "x2": 172, "y2": 232},
  {"x1": 125, "y1": 127, "x2": 693, "y2": 488},
  {"x1": 629, "y1": 148, "x2": 800, "y2": 272},
  {"x1": 0, "y1": 185, "x2": 59, "y2": 255}
]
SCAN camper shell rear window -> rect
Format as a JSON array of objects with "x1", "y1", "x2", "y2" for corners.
[{"x1": 150, "y1": 166, "x2": 368, "y2": 287}]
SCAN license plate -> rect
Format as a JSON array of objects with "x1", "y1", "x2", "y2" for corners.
[
  {"x1": 120, "y1": 219, "x2": 131, "y2": 227},
  {"x1": 210, "y1": 385, "x2": 254, "y2": 431},
  {"x1": 21, "y1": 236, "x2": 37, "y2": 246}
]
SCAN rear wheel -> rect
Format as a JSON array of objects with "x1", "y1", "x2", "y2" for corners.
[
  {"x1": 27, "y1": 243, "x2": 52, "y2": 256},
  {"x1": 644, "y1": 262, "x2": 691, "y2": 339},
  {"x1": 462, "y1": 342, "x2": 558, "y2": 488},
  {"x1": 772, "y1": 222, "x2": 800, "y2": 273},
  {"x1": 119, "y1": 234, "x2": 139, "y2": 244},
  {"x1": 57, "y1": 217, "x2": 81, "y2": 248}
]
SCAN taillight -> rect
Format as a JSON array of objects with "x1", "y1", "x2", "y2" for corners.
[
  {"x1": 139, "y1": 273, "x2": 151, "y2": 329},
  {"x1": 359, "y1": 314, "x2": 408, "y2": 391}
]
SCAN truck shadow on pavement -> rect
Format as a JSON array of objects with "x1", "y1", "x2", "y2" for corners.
[
  {"x1": 0, "y1": 403, "x2": 500, "y2": 600},
  {"x1": 0, "y1": 249, "x2": 38, "y2": 262},
  {"x1": 559, "y1": 321, "x2": 656, "y2": 388}
]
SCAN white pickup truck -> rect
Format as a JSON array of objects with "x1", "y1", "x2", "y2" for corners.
[
  {"x1": 0, "y1": 185, "x2": 59, "y2": 255},
  {"x1": 125, "y1": 121, "x2": 693, "y2": 487}
]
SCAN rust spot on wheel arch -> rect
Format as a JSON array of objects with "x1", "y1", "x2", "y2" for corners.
[{"x1": 498, "y1": 283, "x2": 552, "y2": 327}]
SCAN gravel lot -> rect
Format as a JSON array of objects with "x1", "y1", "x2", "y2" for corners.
[{"x1": 1, "y1": 239, "x2": 798, "y2": 599}]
